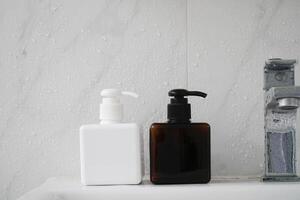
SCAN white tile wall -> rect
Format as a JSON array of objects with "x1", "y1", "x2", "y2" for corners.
[
  {"x1": 0, "y1": 0, "x2": 300, "y2": 199},
  {"x1": 188, "y1": 0, "x2": 300, "y2": 176}
]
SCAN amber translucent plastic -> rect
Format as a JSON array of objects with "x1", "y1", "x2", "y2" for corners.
[{"x1": 150, "y1": 123, "x2": 210, "y2": 184}]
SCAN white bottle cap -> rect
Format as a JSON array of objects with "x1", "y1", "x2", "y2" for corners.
[{"x1": 100, "y1": 89, "x2": 138, "y2": 124}]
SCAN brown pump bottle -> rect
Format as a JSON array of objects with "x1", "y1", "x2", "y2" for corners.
[{"x1": 150, "y1": 89, "x2": 210, "y2": 184}]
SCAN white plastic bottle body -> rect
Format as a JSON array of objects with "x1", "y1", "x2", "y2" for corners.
[{"x1": 80, "y1": 123, "x2": 141, "y2": 185}]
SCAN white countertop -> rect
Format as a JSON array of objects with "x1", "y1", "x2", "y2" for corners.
[{"x1": 18, "y1": 177, "x2": 300, "y2": 200}]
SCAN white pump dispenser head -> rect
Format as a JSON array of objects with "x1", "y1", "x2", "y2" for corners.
[{"x1": 100, "y1": 89, "x2": 138, "y2": 124}]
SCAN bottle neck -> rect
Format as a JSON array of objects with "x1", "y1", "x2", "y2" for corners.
[
  {"x1": 167, "y1": 101, "x2": 191, "y2": 124},
  {"x1": 167, "y1": 119, "x2": 191, "y2": 124},
  {"x1": 100, "y1": 119, "x2": 121, "y2": 124}
]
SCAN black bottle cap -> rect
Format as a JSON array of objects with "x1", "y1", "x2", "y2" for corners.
[{"x1": 167, "y1": 89, "x2": 207, "y2": 123}]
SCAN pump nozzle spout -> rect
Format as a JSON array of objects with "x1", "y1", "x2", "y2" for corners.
[
  {"x1": 186, "y1": 91, "x2": 207, "y2": 98},
  {"x1": 168, "y1": 89, "x2": 207, "y2": 98},
  {"x1": 122, "y1": 91, "x2": 139, "y2": 98}
]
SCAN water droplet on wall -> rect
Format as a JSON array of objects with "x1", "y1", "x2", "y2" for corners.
[{"x1": 156, "y1": 31, "x2": 161, "y2": 37}]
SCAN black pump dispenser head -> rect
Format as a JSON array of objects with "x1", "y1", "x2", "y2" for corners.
[{"x1": 167, "y1": 89, "x2": 207, "y2": 123}]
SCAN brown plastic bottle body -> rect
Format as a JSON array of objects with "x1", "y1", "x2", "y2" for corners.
[{"x1": 150, "y1": 122, "x2": 210, "y2": 184}]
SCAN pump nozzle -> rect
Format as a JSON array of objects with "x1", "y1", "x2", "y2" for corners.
[
  {"x1": 100, "y1": 89, "x2": 138, "y2": 124},
  {"x1": 167, "y1": 89, "x2": 207, "y2": 123}
]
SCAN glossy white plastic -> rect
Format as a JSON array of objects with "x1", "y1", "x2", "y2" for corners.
[{"x1": 80, "y1": 123, "x2": 141, "y2": 185}]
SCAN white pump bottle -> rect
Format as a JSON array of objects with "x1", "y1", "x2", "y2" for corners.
[{"x1": 80, "y1": 89, "x2": 142, "y2": 185}]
